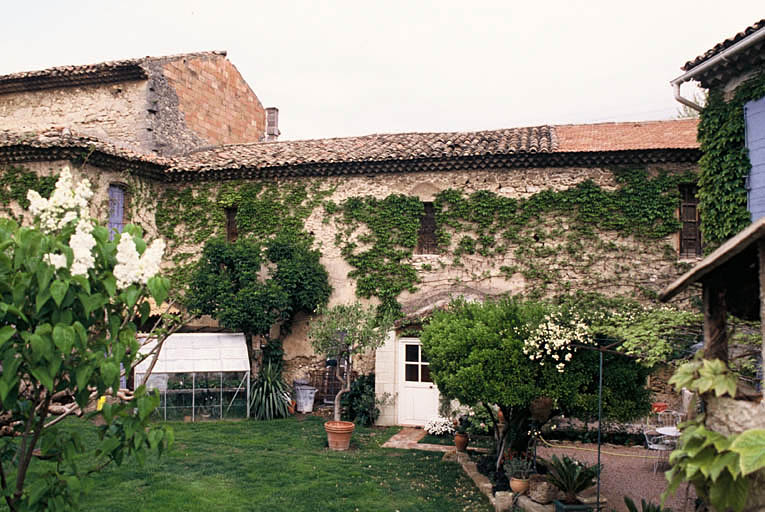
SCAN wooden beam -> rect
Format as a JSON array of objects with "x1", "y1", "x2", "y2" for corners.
[{"x1": 703, "y1": 279, "x2": 728, "y2": 363}]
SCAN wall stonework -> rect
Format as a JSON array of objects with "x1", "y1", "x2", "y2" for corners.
[
  {"x1": 0, "y1": 54, "x2": 266, "y2": 157},
  {"x1": 0, "y1": 81, "x2": 149, "y2": 152},
  {"x1": 161, "y1": 55, "x2": 265, "y2": 148},
  {"x1": 0, "y1": 159, "x2": 700, "y2": 386}
]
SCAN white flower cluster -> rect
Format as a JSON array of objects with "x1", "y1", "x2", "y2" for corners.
[
  {"x1": 425, "y1": 416, "x2": 455, "y2": 436},
  {"x1": 523, "y1": 312, "x2": 592, "y2": 372},
  {"x1": 69, "y1": 219, "x2": 96, "y2": 276},
  {"x1": 113, "y1": 235, "x2": 166, "y2": 289},
  {"x1": 27, "y1": 167, "x2": 92, "y2": 234},
  {"x1": 27, "y1": 168, "x2": 98, "y2": 277}
]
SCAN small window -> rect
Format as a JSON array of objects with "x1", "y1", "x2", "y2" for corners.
[
  {"x1": 108, "y1": 184, "x2": 128, "y2": 240},
  {"x1": 679, "y1": 184, "x2": 702, "y2": 258},
  {"x1": 225, "y1": 207, "x2": 238, "y2": 242},
  {"x1": 403, "y1": 343, "x2": 433, "y2": 383},
  {"x1": 415, "y1": 202, "x2": 438, "y2": 255}
]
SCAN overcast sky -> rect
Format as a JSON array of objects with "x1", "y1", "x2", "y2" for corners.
[{"x1": 2, "y1": 1, "x2": 763, "y2": 140}]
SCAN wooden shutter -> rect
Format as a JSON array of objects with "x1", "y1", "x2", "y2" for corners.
[
  {"x1": 415, "y1": 202, "x2": 437, "y2": 255},
  {"x1": 225, "y1": 207, "x2": 238, "y2": 242},
  {"x1": 108, "y1": 185, "x2": 126, "y2": 240},
  {"x1": 679, "y1": 185, "x2": 702, "y2": 258}
]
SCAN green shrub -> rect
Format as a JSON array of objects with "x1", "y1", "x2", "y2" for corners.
[
  {"x1": 341, "y1": 373, "x2": 380, "y2": 426},
  {"x1": 251, "y1": 363, "x2": 291, "y2": 420}
]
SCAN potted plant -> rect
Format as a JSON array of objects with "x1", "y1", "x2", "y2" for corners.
[
  {"x1": 454, "y1": 415, "x2": 470, "y2": 452},
  {"x1": 505, "y1": 457, "x2": 534, "y2": 494},
  {"x1": 308, "y1": 302, "x2": 393, "y2": 450},
  {"x1": 543, "y1": 455, "x2": 601, "y2": 510}
]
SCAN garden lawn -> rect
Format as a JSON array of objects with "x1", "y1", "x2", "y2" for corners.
[{"x1": 18, "y1": 416, "x2": 491, "y2": 512}]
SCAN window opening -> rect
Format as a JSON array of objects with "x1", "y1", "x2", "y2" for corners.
[
  {"x1": 404, "y1": 343, "x2": 432, "y2": 383},
  {"x1": 108, "y1": 184, "x2": 127, "y2": 240},
  {"x1": 415, "y1": 202, "x2": 438, "y2": 254},
  {"x1": 679, "y1": 185, "x2": 702, "y2": 258},
  {"x1": 225, "y1": 207, "x2": 238, "y2": 242}
]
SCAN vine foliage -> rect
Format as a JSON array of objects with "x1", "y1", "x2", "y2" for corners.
[{"x1": 697, "y1": 72, "x2": 765, "y2": 247}]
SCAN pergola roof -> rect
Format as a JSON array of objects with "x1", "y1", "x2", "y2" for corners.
[
  {"x1": 134, "y1": 333, "x2": 250, "y2": 374},
  {"x1": 659, "y1": 217, "x2": 765, "y2": 320}
]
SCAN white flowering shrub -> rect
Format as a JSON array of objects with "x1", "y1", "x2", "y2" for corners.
[
  {"x1": 0, "y1": 167, "x2": 181, "y2": 511},
  {"x1": 523, "y1": 311, "x2": 593, "y2": 372},
  {"x1": 425, "y1": 416, "x2": 455, "y2": 436}
]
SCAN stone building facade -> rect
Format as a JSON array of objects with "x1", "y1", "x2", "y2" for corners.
[
  {"x1": 0, "y1": 51, "x2": 266, "y2": 156},
  {"x1": 0, "y1": 53, "x2": 702, "y2": 427}
]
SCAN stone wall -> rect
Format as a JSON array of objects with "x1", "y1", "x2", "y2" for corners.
[
  {"x1": 0, "y1": 159, "x2": 700, "y2": 385},
  {"x1": 0, "y1": 81, "x2": 149, "y2": 152},
  {"x1": 0, "y1": 54, "x2": 266, "y2": 156},
  {"x1": 161, "y1": 54, "x2": 265, "y2": 148}
]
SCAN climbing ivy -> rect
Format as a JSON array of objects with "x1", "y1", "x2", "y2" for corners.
[
  {"x1": 329, "y1": 194, "x2": 423, "y2": 317},
  {"x1": 697, "y1": 71, "x2": 765, "y2": 248},
  {"x1": 0, "y1": 164, "x2": 57, "y2": 217},
  {"x1": 328, "y1": 167, "x2": 697, "y2": 314},
  {"x1": 155, "y1": 180, "x2": 332, "y2": 286}
]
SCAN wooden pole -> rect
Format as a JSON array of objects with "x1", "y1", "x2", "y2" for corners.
[
  {"x1": 759, "y1": 240, "x2": 765, "y2": 392},
  {"x1": 703, "y1": 279, "x2": 728, "y2": 363}
]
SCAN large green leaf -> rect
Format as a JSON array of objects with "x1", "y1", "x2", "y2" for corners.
[
  {"x1": 730, "y1": 429, "x2": 765, "y2": 476},
  {"x1": 52, "y1": 324, "x2": 75, "y2": 353},
  {"x1": 50, "y1": 280, "x2": 69, "y2": 307},
  {"x1": 0, "y1": 326, "x2": 15, "y2": 348},
  {"x1": 147, "y1": 276, "x2": 169, "y2": 306}
]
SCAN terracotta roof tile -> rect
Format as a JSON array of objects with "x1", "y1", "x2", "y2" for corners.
[
  {"x1": 169, "y1": 126, "x2": 558, "y2": 174},
  {"x1": 683, "y1": 19, "x2": 765, "y2": 71},
  {"x1": 555, "y1": 119, "x2": 699, "y2": 152}
]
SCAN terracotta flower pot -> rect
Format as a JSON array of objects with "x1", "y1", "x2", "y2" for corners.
[
  {"x1": 454, "y1": 432, "x2": 469, "y2": 452},
  {"x1": 288, "y1": 400, "x2": 296, "y2": 415},
  {"x1": 325, "y1": 420, "x2": 355, "y2": 451},
  {"x1": 510, "y1": 477, "x2": 530, "y2": 494}
]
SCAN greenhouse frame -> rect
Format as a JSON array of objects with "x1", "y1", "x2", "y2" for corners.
[{"x1": 134, "y1": 333, "x2": 251, "y2": 421}]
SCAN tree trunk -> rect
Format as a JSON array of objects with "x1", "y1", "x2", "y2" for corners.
[{"x1": 703, "y1": 280, "x2": 728, "y2": 363}]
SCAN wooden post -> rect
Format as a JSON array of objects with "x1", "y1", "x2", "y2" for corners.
[
  {"x1": 703, "y1": 279, "x2": 728, "y2": 363},
  {"x1": 759, "y1": 240, "x2": 765, "y2": 392}
]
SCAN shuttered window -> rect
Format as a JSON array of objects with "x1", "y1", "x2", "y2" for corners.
[
  {"x1": 679, "y1": 184, "x2": 702, "y2": 258},
  {"x1": 415, "y1": 202, "x2": 438, "y2": 255},
  {"x1": 108, "y1": 185, "x2": 127, "y2": 240},
  {"x1": 225, "y1": 207, "x2": 238, "y2": 242}
]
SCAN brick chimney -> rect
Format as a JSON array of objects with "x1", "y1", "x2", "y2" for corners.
[{"x1": 266, "y1": 107, "x2": 280, "y2": 141}]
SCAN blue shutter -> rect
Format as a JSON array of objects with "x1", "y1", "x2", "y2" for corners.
[
  {"x1": 745, "y1": 96, "x2": 765, "y2": 221},
  {"x1": 108, "y1": 185, "x2": 125, "y2": 240}
]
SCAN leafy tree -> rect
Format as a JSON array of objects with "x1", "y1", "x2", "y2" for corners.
[
  {"x1": 307, "y1": 303, "x2": 393, "y2": 421},
  {"x1": 186, "y1": 230, "x2": 331, "y2": 368},
  {"x1": 0, "y1": 168, "x2": 177, "y2": 511},
  {"x1": 420, "y1": 296, "x2": 651, "y2": 473}
]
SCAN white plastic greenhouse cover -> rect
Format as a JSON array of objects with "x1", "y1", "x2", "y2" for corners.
[{"x1": 134, "y1": 333, "x2": 250, "y2": 374}]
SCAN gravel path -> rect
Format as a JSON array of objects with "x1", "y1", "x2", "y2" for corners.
[{"x1": 537, "y1": 441, "x2": 697, "y2": 511}]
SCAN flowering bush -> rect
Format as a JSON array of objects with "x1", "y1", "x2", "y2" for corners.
[
  {"x1": 523, "y1": 311, "x2": 592, "y2": 372},
  {"x1": 0, "y1": 167, "x2": 180, "y2": 511},
  {"x1": 425, "y1": 416, "x2": 455, "y2": 436}
]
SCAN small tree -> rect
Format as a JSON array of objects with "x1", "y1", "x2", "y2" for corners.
[
  {"x1": 187, "y1": 230, "x2": 331, "y2": 369},
  {"x1": 307, "y1": 303, "x2": 393, "y2": 421},
  {"x1": 0, "y1": 168, "x2": 179, "y2": 511},
  {"x1": 421, "y1": 296, "x2": 650, "y2": 474}
]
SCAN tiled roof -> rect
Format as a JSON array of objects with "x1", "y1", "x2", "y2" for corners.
[
  {"x1": 0, "y1": 51, "x2": 227, "y2": 94},
  {"x1": 169, "y1": 126, "x2": 558, "y2": 173},
  {"x1": 0, "y1": 120, "x2": 700, "y2": 182},
  {"x1": 683, "y1": 19, "x2": 765, "y2": 71},
  {"x1": 556, "y1": 119, "x2": 699, "y2": 152},
  {"x1": 0, "y1": 128, "x2": 169, "y2": 178},
  {"x1": 166, "y1": 120, "x2": 698, "y2": 179}
]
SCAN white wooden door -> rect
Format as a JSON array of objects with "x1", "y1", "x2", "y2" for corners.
[{"x1": 397, "y1": 338, "x2": 439, "y2": 426}]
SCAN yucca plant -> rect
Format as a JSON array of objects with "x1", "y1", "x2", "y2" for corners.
[
  {"x1": 543, "y1": 455, "x2": 601, "y2": 504},
  {"x1": 250, "y1": 363, "x2": 291, "y2": 420},
  {"x1": 624, "y1": 496, "x2": 672, "y2": 512}
]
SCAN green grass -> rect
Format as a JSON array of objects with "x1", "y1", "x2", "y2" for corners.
[{"x1": 15, "y1": 417, "x2": 491, "y2": 512}]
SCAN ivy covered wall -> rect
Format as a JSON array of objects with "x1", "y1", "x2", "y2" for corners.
[
  {"x1": 0, "y1": 159, "x2": 700, "y2": 378},
  {"x1": 697, "y1": 71, "x2": 765, "y2": 247}
]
